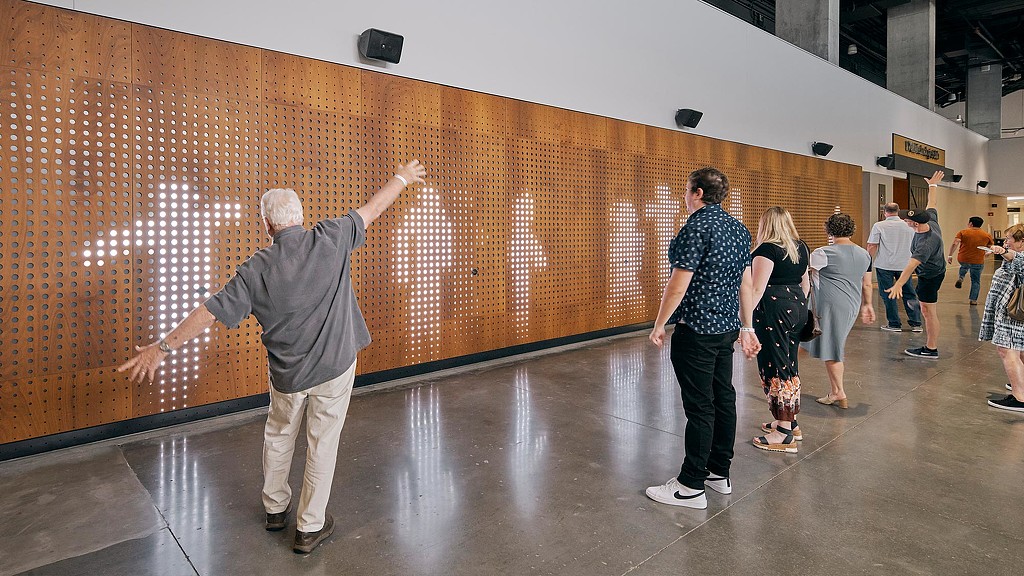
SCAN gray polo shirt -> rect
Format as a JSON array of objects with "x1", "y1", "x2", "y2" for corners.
[
  {"x1": 910, "y1": 208, "x2": 946, "y2": 279},
  {"x1": 867, "y1": 215, "x2": 914, "y2": 271},
  {"x1": 206, "y1": 210, "x2": 371, "y2": 393}
]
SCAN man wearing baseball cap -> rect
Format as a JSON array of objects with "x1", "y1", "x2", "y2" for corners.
[{"x1": 886, "y1": 170, "x2": 946, "y2": 359}]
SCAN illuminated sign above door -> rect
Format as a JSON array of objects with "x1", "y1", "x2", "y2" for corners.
[{"x1": 893, "y1": 134, "x2": 945, "y2": 166}]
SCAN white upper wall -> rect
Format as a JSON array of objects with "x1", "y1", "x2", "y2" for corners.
[
  {"x1": 33, "y1": 0, "x2": 991, "y2": 190},
  {"x1": 989, "y1": 138, "x2": 1024, "y2": 197},
  {"x1": 935, "y1": 91, "x2": 1024, "y2": 140}
]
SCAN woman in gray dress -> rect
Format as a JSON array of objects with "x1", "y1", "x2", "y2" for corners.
[{"x1": 801, "y1": 213, "x2": 876, "y2": 408}]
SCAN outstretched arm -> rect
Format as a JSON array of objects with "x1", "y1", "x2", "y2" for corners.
[
  {"x1": 993, "y1": 244, "x2": 1019, "y2": 261},
  {"x1": 885, "y1": 258, "x2": 921, "y2": 300},
  {"x1": 355, "y1": 160, "x2": 427, "y2": 227},
  {"x1": 117, "y1": 304, "x2": 217, "y2": 384},
  {"x1": 925, "y1": 170, "x2": 944, "y2": 210}
]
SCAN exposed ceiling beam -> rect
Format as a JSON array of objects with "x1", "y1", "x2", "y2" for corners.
[
  {"x1": 973, "y1": 19, "x2": 1021, "y2": 72},
  {"x1": 843, "y1": 0, "x2": 912, "y2": 23}
]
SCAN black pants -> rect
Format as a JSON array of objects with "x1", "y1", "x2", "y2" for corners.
[{"x1": 670, "y1": 324, "x2": 738, "y2": 489}]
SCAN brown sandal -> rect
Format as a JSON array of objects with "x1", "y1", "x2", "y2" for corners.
[{"x1": 815, "y1": 394, "x2": 848, "y2": 409}]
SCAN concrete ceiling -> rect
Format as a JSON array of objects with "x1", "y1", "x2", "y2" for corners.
[{"x1": 701, "y1": 1, "x2": 1024, "y2": 109}]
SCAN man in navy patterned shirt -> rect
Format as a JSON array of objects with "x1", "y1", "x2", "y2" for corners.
[{"x1": 646, "y1": 167, "x2": 760, "y2": 509}]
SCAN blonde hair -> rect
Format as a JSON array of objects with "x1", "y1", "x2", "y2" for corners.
[
  {"x1": 755, "y1": 206, "x2": 801, "y2": 263},
  {"x1": 1006, "y1": 224, "x2": 1024, "y2": 242}
]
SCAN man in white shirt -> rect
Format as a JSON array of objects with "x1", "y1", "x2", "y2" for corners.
[{"x1": 867, "y1": 203, "x2": 922, "y2": 332}]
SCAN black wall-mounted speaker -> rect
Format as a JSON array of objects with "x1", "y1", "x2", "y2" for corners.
[
  {"x1": 359, "y1": 28, "x2": 404, "y2": 64},
  {"x1": 674, "y1": 109, "x2": 703, "y2": 128},
  {"x1": 876, "y1": 155, "x2": 895, "y2": 169},
  {"x1": 951, "y1": 174, "x2": 963, "y2": 182},
  {"x1": 811, "y1": 142, "x2": 833, "y2": 156},
  {"x1": 978, "y1": 180, "x2": 989, "y2": 188}
]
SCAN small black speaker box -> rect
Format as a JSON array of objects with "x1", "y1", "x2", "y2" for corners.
[
  {"x1": 674, "y1": 108, "x2": 703, "y2": 128},
  {"x1": 359, "y1": 28, "x2": 404, "y2": 64},
  {"x1": 811, "y1": 142, "x2": 833, "y2": 156}
]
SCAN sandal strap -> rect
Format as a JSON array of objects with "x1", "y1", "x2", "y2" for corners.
[{"x1": 773, "y1": 426, "x2": 796, "y2": 443}]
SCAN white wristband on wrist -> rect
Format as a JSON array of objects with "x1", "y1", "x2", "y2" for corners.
[
  {"x1": 740, "y1": 327, "x2": 755, "y2": 333},
  {"x1": 394, "y1": 174, "x2": 409, "y2": 187},
  {"x1": 928, "y1": 184, "x2": 937, "y2": 187}
]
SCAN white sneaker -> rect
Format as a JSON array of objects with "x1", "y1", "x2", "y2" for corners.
[
  {"x1": 1007, "y1": 383, "x2": 1013, "y2": 392},
  {"x1": 910, "y1": 326, "x2": 924, "y2": 333},
  {"x1": 705, "y1": 473, "x2": 732, "y2": 495},
  {"x1": 645, "y1": 478, "x2": 707, "y2": 509}
]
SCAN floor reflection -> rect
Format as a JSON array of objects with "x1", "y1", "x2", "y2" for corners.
[
  {"x1": 156, "y1": 437, "x2": 209, "y2": 564},
  {"x1": 394, "y1": 385, "x2": 456, "y2": 569},
  {"x1": 508, "y1": 366, "x2": 547, "y2": 516},
  {"x1": 607, "y1": 344, "x2": 646, "y2": 473}
]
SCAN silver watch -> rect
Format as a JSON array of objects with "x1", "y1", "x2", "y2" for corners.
[{"x1": 158, "y1": 340, "x2": 172, "y2": 353}]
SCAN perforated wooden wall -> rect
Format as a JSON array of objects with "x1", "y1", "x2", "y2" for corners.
[{"x1": 0, "y1": 0, "x2": 862, "y2": 445}]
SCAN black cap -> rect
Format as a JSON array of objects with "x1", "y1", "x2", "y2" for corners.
[{"x1": 898, "y1": 209, "x2": 931, "y2": 224}]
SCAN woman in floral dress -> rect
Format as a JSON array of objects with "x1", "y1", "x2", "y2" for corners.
[{"x1": 749, "y1": 207, "x2": 809, "y2": 454}]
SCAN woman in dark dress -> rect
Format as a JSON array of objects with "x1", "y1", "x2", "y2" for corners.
[{"x1": 750, "y1": 207, "x2": 810, "y2": 454}]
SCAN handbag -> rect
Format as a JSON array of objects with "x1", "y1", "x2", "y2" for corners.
[
  {"x1": 799, "y1": 286, "x2": 823, "y2": 342},
  {"x1": 1006, "y1": 275, "x2": 1024, "y2": 322}
]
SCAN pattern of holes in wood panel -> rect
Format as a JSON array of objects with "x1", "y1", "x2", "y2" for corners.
[
  {"x1": 357, "y1": 74, "x2": 514, "y2": 368},
  {"x1": 261, "y1": 104, "x2": 361, "y2": 224},
  {"x1": 0, "y1": 0, "x2": 131, "y2": 82},
  {"x1": 604, "y1": 148, "x2": 648, "y2": 326},
  {"x1": 132, "y1": 25, "x2": 261, "y2": 98},
  {"x1": 128, "y1": 0, "x2": 265, "y2": 415},
  {"x1": 0, "y1": 366, "x2": 130, "y2": 443},
  {"x1": 0, "y1": 67, "x2": 134, "y2": 384},
  {"x1": 507, "y1": 137, "x2": 609, "y2": 340},
  {"x1": 263, "y1": 51, "x2": 361, "y2": 115},
  {"x1": 637, "y1": 155, "x2": 688, "y2": 308},
  {"x1": 359, "y1": 99, "x2": 498, "y2": 365},
  {"x1": 0, "y1": 0, "x2": 863, "y2": 445},
  {"x1": 131, "y1": 85, "x2": 264, "y2": 416},
  {"x1": 135, "y1": 345, "x2": 268, "y2": 415}
]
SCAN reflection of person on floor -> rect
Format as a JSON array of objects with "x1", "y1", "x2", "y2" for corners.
[
  {"x1": 748, "y1": 207, "x2": 810, "y2": 454},
  {"x1": 118, "y1": 160, "x2": 427, "y2": 554},
  {"x1": 886, "y1": 170, "x2": 947, "y2": 359},
  {"x1": 801, "y1": 213, "x2": 875, "y2": 409},
  {"x1": 645, "y1": 167, "x2": 759, "y2": 510},
  {"x1": 947, "y1": 216, "x2": 993, "y2": 305},
  {"x1": 980, "y1": 224, "x2": 1024, "y2": 413}
]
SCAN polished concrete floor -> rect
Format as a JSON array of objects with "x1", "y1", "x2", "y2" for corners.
[{"x1": 3, "y1": 273, "x2": 1024, "y2": 575}]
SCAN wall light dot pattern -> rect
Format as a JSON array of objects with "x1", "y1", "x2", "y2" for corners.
[{"x1": 0, "y1": 0, "x2": 863, "y2": 445}]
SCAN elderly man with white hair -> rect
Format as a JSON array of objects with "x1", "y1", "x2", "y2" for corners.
[{"x1": 119, "y1": 160, "x2": 427, "y2": 554}]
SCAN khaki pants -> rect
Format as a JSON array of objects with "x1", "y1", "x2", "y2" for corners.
[{"x1": 262, "y1": 360, "x2": 356, "y2": 532}]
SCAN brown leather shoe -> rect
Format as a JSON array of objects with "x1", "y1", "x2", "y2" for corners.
[
  {"x1": 293, "y1": 514, "x2": 335, "y2": 554},
  {"x1": 265, "y1": 503, "x2": 291, "y2": 531}
]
